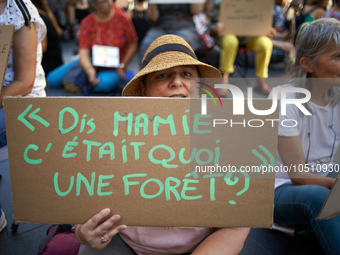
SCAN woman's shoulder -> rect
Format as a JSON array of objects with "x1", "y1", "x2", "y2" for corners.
[
  {"x1": 303, "y1": 4, "x2": 325, "y2": 18},
  {"x1": 80, "y1": 12, "x2": 95, "y2": 26},
  {"x1": 114, "y1": 4, "x2": 131, "y2": 21},
  {"x1": 1, "y1": 0, "x2": 46, "y2": 39}
]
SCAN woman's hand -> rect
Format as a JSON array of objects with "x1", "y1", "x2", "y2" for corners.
[
  {"x1": 79, "y1": 48, "x2": 100, "y2": 86},
  {"x1": 75, "y1": 208, "x2": 127, "y2": 249},
  {"x1": 266, "y1": 27, "x2": 277, "y2": 39},
  {"x1": 117, "y1": 67, "x2": 126, "y2": 81},
  {"x1": 215, "y1": 22, "x2": 225, "y2": 36},
  {"x1": 86, "y1": 66, "x2": 100, "y2": 86}
]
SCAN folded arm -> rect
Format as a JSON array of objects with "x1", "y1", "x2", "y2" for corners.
[
  {"x1": 192, "y1": 228, "x2": 250, "y2": 255},
  {"x1": 278, "y1": 136, "x2": 335, "y2": 189}
]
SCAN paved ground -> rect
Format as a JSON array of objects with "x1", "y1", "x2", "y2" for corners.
[{"x1": 0, "y1": 40, "x2": 328, "y2": 255}]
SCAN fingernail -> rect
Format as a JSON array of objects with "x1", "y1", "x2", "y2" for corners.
[
  {"x1": 114, "y1": 214, "x2": 121, "y2": 220},
  {"x1": 103, "y1": 208, "x2": 110, "y2": 215}
]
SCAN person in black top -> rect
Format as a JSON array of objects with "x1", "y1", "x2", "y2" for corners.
[
  {"x1": 32, "y1": 0, "x2": 64, "y2": 75},
  {"x1": 127, "y1": 0, "x2": 150, "y2": 46}
]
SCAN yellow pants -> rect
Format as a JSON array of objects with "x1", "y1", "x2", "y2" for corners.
[{"x1": 219, "y1": 35, "x2": 273, "y2": 78}]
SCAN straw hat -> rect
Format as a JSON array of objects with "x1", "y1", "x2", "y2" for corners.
[{"x1": 121, "y1": 34, "x2": 222, "y2": 96}]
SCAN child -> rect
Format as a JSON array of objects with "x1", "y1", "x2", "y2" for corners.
[{"x1": 74, "y1": 34, "x2": 250, "y2": 255}]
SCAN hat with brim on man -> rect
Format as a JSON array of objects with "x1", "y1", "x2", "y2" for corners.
[{"x1": 121, "y1": 34, "x2": 222, "y2": 97}]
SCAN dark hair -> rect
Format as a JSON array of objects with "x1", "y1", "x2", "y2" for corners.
[
  {"x1": 306, "y1": 0, "x2": 327, "y2": 6},
  {"x1": 31, "y1": 0, "x2": 63, "y2": 36},
  {"x1": 275, "y1": 0, "x2": 283, "y2": 6}
]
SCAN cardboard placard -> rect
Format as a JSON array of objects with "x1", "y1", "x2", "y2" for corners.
[
  {"x1": 92, "y1": 45, "x2": 119, "y2": 68},
  {"x1": 115, "y1": 0, "x2": 129, "y2": 8},
  {"x1": 0, "y1": 25, "x2": 14, "y2": 94},
  {"x1": 4, "y1": 97, "x2": 277, "y2": 227},
  {"x1": 219, "y1": 0, "x2": 273, "y2": 36},
  {"x1": 318, "y1": 175, "x2": 340, "y2": 220},
  {"x1": 149, "y1": 0, "x2": 204, "y2": 4}
]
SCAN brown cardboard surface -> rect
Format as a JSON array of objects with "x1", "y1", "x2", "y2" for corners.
[
  {"x1": 318, "y1": 176, "x2": 340, "y2": 220},
  {"x1": 115, "y1": 0, "x2": 128, "y2": 8},
  {"x1": 4, "y1": 97, "x2": 277, "y2": 227},
  {"x1": 0, "y1": 25, "x2": 14, "y2": 94},
  {"x1": 219, "y1": 0, "x2": 273, "y2": 36}
]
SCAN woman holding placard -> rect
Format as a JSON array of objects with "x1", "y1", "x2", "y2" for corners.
[
  {"x1": 0, "y1": 0, "x2": 47, "y2": 233},
  {"x1": 74, "y1": 34, "x2": 250, "y2": 255},
  {"x1": 274, "y1": 18, "x2": 340, "y2": 255}
]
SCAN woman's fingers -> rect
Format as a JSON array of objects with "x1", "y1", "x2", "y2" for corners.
[
  {"x1": 105, "y1": 224, "x2": 127, "y2": 240},
  {"x1": 97, "y1": 214, "x2": 122, "y2": 234},
  {"x1": 97, "y1": 214, "x2": 127, "y2": 249},
  {"x1": 76, "y1": 209, "x2": 126, "y2": 249},
  {"x1": 86, "y1": 208, "x2": 111, "y2": 230}
]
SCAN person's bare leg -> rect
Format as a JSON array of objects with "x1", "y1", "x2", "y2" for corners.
[
  {"x1": 218, "y1": 72, "x2": 229, "y2": 96},
  {"x1": 255, "y1": 78, "x2": 272, "y2": 95}
]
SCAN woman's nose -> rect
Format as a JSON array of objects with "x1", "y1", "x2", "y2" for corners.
[{"x1": 169, "y1": 74, "x2": 183, "y2": 88}]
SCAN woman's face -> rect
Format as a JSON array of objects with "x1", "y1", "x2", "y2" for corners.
[
  {"x1": 142, "y1": 66, "x2": 199, "y2": 98},
  {"x1": 308, "y1": 42, "x2": 340, "y2": 80},
  {"x1": 93, "y1": 0, "x2": 113, "y2": 16},
  {"x1": 320, "y1": 0, "x2": 329, "y2": 8}
]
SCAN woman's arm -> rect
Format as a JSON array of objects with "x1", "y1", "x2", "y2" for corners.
[
  {"x1": 147, "y1": 4, "x2": 159, "y2": 23},
  {"x1": 278, "y1": 136, "x2": 335, "y2": 189},
  {"x1": 74, "y1": 208, "x2": 126, "y2": 249},
  {"x1": 311, "y1": 8, "x2": 326, "y2": 20},
  {"x1": 79, "y1": 48, "x2": 99, "y2": 86},
  {"x1": 0, "y1": 23, "x2": 38, "y2": 105},
  {"x1": 192, "y1": 228, "x2": 250, "y2": 255},
  {"x1": 116, "y1": 41, "x2": 138, "y2": 80}
]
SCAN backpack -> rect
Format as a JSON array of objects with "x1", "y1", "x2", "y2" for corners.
[
  {"x1": 14, "y1": 0, "x2": 31, "y2": 27},
  {"x1": 37, "y1": 224, "x2": 80, "y2": 255}
]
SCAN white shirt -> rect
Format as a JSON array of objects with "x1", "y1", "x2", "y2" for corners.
[{"x1": 273, "y1": 84, "x2": 340, "y2": 188}]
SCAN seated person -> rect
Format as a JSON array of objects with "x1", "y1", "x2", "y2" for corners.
[
  {"x1": 323, "y1": 0, "x2": 340, "y2": 20},
  {"x1": 273, "y1": 18, "x2": 340, "y2": 255},
  {"x1": 0, "y1": 0, "x2": 47, "y2": 232},
  {"x1": 75, "y1": 34, "x2": 250, "y2": 255},
  {"x1": 32, "y1": 0, "x2": 64, "y2": 75},
  {"x1": 47, "y1": 0, "x2": 138, "y2": 94},
  {"x1": 295, "y1": 0, "x2": 328, "y2": 32},
  {"x1": 193, "y1": 0, "x2": 220, "y2": 69},
  {"x1": 271, "y1": 0, "x2": 294, "y2": 62},
  {"x1": 215, "y1": 1, "x2": 275, "y2": 95},
  {"x1": 138, "y1": 3, "x2": 202, "y2": 64},
  {"x1": 127, "y1": 0, "x2": 151, "y2": 47}
]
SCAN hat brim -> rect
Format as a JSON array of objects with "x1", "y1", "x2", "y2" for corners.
[{"x1": 121, "y1": 51, "x2": 222, "y2": 97}]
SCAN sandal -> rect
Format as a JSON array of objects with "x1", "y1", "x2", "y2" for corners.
[
  {"x1": 217, "y1": 74, "x2": 229, "y2": 96},
  {"x1": 254, "y1": 79, "x2": 272, "y2": 95}
]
